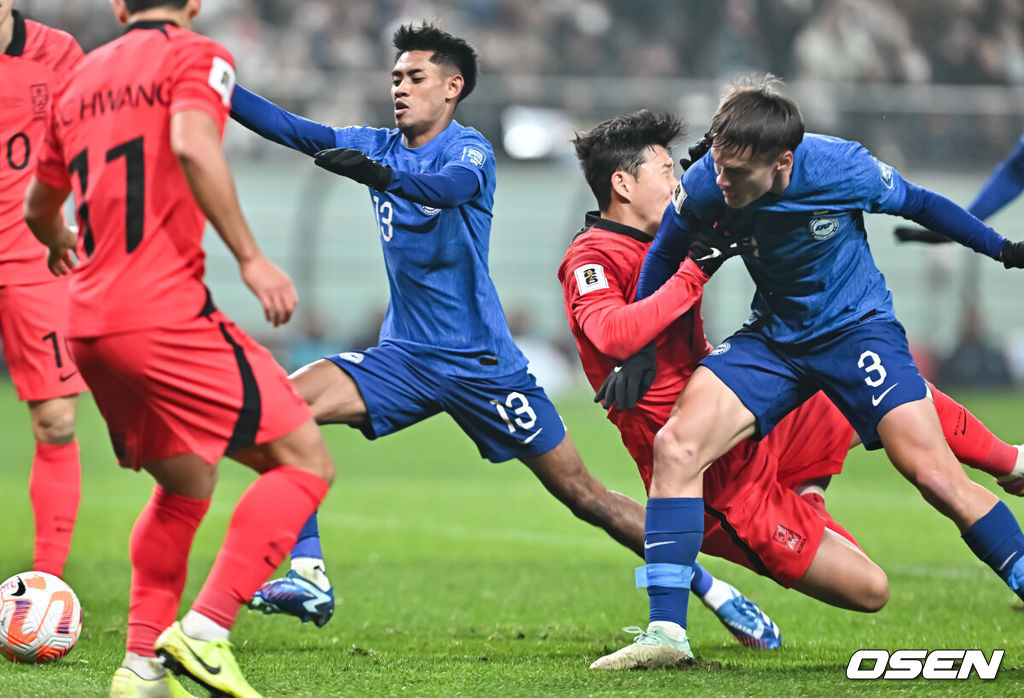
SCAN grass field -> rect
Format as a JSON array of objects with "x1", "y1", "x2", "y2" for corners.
[{"x1": 0, "y1": 381, "x2": 1022, "y2": 696}]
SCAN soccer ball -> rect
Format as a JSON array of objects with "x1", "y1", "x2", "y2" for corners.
[{"x1": 0, "y1": 571, "x2": 82, "y2": 664}]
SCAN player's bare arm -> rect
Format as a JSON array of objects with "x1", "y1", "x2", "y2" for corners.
[
  {"x1": 171, "y1": 108, "x2": 296, "y2": 327},
  {"x1": 22, "y1": 179, "x2": 76, "y2": 276}
]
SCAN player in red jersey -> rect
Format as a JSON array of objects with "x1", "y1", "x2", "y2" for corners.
[
  {"x1": 558, "y1": 111, "x2": 1023, "y2": 667},
  {"x1": 23, "y1": 2, "x2": 335, "y2": 696},
  {"x1": 0, "y1": 1, "x2": 87, "y2": 580}
]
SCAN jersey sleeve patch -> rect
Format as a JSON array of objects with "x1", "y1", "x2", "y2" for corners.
[
  {"x1": 207, "y1": 56, "x2": 236, "y2": 107},
  {"x1": 877, "y1": 160, "x2": 894, "y2": 189},
  {"x1": 672, "y1": 182, "x2": 688, "y2": 213},
  {"x1": 573, "y1": 263, "x2": 609, "y2": 295},
  {"x1": 461, "y1": 145, "x2": 486, "y2": 168}
]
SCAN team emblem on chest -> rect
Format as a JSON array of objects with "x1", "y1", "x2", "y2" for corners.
[{"x1": 808, "y1": 216, "x2": 838, "y2": 241}]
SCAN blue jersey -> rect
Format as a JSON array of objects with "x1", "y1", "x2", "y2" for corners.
[
  {"x1": 327, "y1": 121, "x2": 526, "y2": 377},
  {"x1": 653, "y1": 134, "x2": 1006, "y2": 344}
]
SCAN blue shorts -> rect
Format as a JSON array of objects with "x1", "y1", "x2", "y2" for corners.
[
  {"x1": 327, "y1": 343, "x2": 566, "y2": 462},
  {"x1": 700, "y1": 318, "x2": 928, "y2": 450}
]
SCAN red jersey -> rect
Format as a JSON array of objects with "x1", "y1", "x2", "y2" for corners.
[
  {"x1": 557, "y1": 213, "x2": 714, "y2": 426},
  {"x1": 0, "y1": 11, "x2": 82, "y2": 286},
  {"x1": 34, "y1": 20, "x2": 237, "y2": 337}
]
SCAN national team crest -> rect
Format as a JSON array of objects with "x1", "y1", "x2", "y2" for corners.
[
  {"x1": 773, "y1": 524, "x2": 806, "y2": 552},
  {"x1": 808, "y1": 216, "x2": 839, "y2": 241},
  {"x1": 30, "y1": 84, "x2": 49, "y2": 118},
  {"x1": 462, "y1": 146, "x2": 485, "y2": 167}
]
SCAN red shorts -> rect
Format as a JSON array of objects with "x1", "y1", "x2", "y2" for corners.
[
  {"x1": 0, "y1": 278, "x2": 88, "y2": 401},
  {"x1": 618, "y1": 390, "x2": 855, "y2": 587},
  {"x1": 69, "y1": 310, "x2": 311, "y2": 470}
]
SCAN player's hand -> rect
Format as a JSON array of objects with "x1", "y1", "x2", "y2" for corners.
[
  {"x1": 594, "y1": 341, "x2": 657, "y2": 411},
  {"x1": 688, "y1": 219, "x2": 755, "y2": 276},
  {"x1": 314, "y1": 147, "x2": 393, "y2": 191},
  {"x1": 1002, "y1": 240, "x2": 1024, "y2": 269},
  {"x1": 678, "y1": 133, "x2": 712, "y2": 170},
  {"x1": 240, "y1": 255, "x2": 297, "y2": 327},
  {"x1": 46, "y1": 225, "x2": 79, "y2": 276}
]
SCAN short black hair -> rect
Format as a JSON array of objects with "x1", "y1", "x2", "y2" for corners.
[
  {"x1": 392, "y1": 22, "x2": 478, "y2": 103},
  {"x1": 709, "y1": 74, "x2": 804, "y2": 161},
  {"x1": 573, "y1": 110, "x2": 685, "y2": 211},
  {"x1": 124, "y1": 0, "x2": 188, "y2": 12}
]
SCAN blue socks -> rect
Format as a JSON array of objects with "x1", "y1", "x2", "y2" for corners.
[
  {"x1": 962, "y1": 501, "x2": 1024, "y2": 598},
  {"x1": 291, "y1": 510, "x2": 323, "y2": 561},
  {"x1": 639, "y1": 497, "x2": 704, "y2": 627}
]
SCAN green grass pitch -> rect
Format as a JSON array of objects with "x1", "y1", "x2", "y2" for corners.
[{"x1": 0, "y1": 381, "x2": 1022, "y2": 696}]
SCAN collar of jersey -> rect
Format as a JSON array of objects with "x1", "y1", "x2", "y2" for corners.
[
  {"x1": 126, "y1": 19, "x2": 177, "y2": 34},
  {"x1": 575, "y1": 211, "x2": 650, "y2": 243},
  {"x1": 4, "y1": 9, "x2": 27, "y2": 56}
]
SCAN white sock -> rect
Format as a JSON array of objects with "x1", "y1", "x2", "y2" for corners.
[
  {"x1": 122, "y1": 652, "x2": 165, "y2": 681},
  {"x1": 648, "y1": 620, "x2": 686, "y2": 641},
  {"x1": 291, "y1": 557, "x2": 331, "y2": 591},
  {"x1": 700, "y1": 578, "x2": 737, "y2": 612},
  {"x1": 180, "y1": 610, "x2": 230, "y2": 642}
]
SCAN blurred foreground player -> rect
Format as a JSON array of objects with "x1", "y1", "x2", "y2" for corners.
[
  {"x1": 24, "y1": 1, "x2": 335, "y2": 696},
  {"x1": 230, "y1": 22, "x2": 777, "y2": 647},
  {"x1": 0, "y1": 0, "x2": 86, "y2": 579}
]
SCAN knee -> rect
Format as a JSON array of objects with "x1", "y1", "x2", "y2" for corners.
[
  {"x1": 32, "y1": 407, "x2": 76, "y2": 445},
  {"x1": 856, "y1": 567, "x2": 890, "y2": 613},
  {"x1": 651, "y1": 419, "x2": 703, "y2": 473}
]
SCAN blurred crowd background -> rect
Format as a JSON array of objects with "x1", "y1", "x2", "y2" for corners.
[{"x1": 15, "y1": 0, "x2": 1024, "y2": 394}]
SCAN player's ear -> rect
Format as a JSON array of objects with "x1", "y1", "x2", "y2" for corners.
[
  {"x1": 109, "y1": 0, "x2": 129, "y2": 24},
  {"x1": 187, "y1": 0, "x2": 202, "y2": 20},
  {"x1": 775, "y1": 149, "x2": 794, "y2": 172},
  {"x1": 610, "y1": 171, "x2": 633, "y2": 204},
  {"x1": 446, "y1": 73, "x2": 464, "y2": 103}
]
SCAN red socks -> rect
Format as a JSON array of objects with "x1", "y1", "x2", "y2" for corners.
[
  {"x1": 29, "y1": 440, "x2": 81, "y2": 577},
  {"x1": 127, "y1": 486, "x2": 210, "y2": 657},
  {"x1": 931, "y1": 385, "x2": 1018, "y2": 477},
  {"x1": 192, "y1": 465, "x2": 328, "y2": 629}
]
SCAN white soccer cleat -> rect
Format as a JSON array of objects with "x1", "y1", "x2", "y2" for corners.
[{"x1": 589, "y1": 625, "x2": 693, "y2": 670}]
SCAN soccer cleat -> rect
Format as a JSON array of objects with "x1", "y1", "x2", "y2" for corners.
[
  {"x1": 589, "y1": 625, "x2": 693, "y2": 670},
  {"x1": 248, "y1": 569, "x2": 334, "y2": 627},
  {"x1": 154, "y1": 622, "x2": 262, "y2": 698},
  {"x1": 996, "y1": 445, "x2": 1024, "y2": 497},
  {"x1": 713, "y1": 584, "x2": 782, "y2": 649},
  {"x1": 109, "y1": 666, "x2": 197, "y2": 698}
]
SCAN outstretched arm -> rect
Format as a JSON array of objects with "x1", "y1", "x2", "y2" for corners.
[
  {"x1": 230, "y1": 85, "x2": 336, "y2": 156},
  {"x1": 967, "y1": 138, "x2": 1024, "y2": 221},
  {"x1": 898, "y1": 183, "x2": 1007, "y2": 259},
  {"x1": 636, "y1": 204, "x2": 692, "y2": 300}
]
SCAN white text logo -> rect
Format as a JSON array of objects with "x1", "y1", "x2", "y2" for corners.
[{"x1": 846, "y1": 649, "x2": 1003, "y2": 680}]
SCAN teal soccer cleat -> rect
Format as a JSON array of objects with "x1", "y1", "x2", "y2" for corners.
[{"x1": 248, "y1": 570, "x2": 335, "y2": 628}]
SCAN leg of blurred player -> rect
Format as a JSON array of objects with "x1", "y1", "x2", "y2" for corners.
[{"x1": 27, "y1": 396, "x2": 82, "y2": 578}]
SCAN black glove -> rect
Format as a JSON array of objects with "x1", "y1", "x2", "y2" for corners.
[
  {"x1": 314, "y1": 147, "x2": 393, "y2": 191},
  {"x1": 594, "y1": 341, "x2": 657, "y2": 412},
  {"x1": 687, "y1": 215, "x2": 756, "y2": 276},
  {"x1": 893, "y1": 225, "x2": 951, "y2": 244},
  {"x1": 678, "y1": 133, "x2": 712, "y2": 171},
  {"x1": 1002, "y1": 240, "x2": 1024, "y2": 268}
]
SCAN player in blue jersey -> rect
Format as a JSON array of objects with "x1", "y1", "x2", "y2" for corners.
[
  {"x1": 592, "y1": 75, "x2": 1024, "y2": 670},
  {"x1": 228, "y1": 23, "x2": 779, "y2": 648}
]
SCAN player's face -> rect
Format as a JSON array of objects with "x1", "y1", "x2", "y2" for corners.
[
  {"x1": 391, "y1": 50, "x2": 462, "y2": 144},
  {"x1": 630, "y1": 145, "x2": 677, "y2": 232},
  {"x1": 711, "y1": 144, "x2": 786, "y2": 209},
  {"x1": 0, "y1": 0, "x2": 15, "y2": 22}
]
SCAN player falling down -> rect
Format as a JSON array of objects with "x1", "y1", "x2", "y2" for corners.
[
  {"x1": 0, "y1": 1, "x2": 87, "y2": 581},
  {"x1": 559, "y1": 110, "x2": 1024, "y2": 669},
  {"x1": 24, "y1": 1, "x2": 336, "y2": 697},
  {"x1": 229, "y1": 22, "x2": 780, "y2": 647},
  {"x1": 592, "y1": 76, "x2": 1024, "y2": 670}
]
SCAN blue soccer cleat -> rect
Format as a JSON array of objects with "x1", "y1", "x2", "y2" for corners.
[
  {"x1": 713, "y1": 584, "x2": 782, "y2": 649},
  {"x1": 248, "y1": 569, "x2": 335, "y2": 628}
]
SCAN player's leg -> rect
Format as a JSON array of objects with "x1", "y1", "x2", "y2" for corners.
[
  {"x1": 1, "y1": 281, "x2": 87, "y2": 579},
  {"x1": 792, "y1": 528, "x2": 888, "y2": 611},
  {"x1": 929, "y1": 382, "x2": 1024, "y2": 495},
  {"x1": 878, "y1": 400, "x2": 1024, "y2": 600},
  {"x1": 290, "y1": 356, "x2": 370, "y2": 426},
  {"x1": 522, "y1": 426, "x2": 779, "y2": 648}
]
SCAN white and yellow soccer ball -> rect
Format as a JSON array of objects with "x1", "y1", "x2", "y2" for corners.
[{"x1": 0, "y1": 571, "x2": 82, "y2": 664}]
